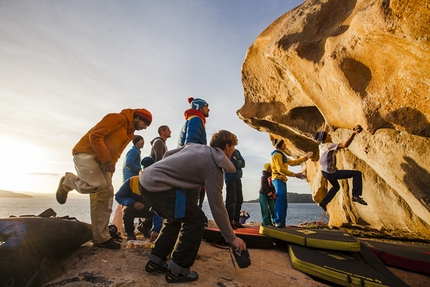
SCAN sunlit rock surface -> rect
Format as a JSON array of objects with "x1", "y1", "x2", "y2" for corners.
[{"x1": 238, "y1": 0, "x2": 430, "y2": 240}]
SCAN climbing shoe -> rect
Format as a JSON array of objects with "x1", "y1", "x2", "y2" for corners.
[
  {"x1": 165, "y1": 269, "x2": 198, "y2": 283},
  {"x1": 352, "y1": 196, "x2": 368, "y2": 205},
  {"x1": 145, "y1": 260, "x2": 168, "y2": 274}
]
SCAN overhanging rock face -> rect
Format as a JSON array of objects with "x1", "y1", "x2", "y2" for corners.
[{"x1": 238, "y1": 0, "x2": 430, "y2": 240}]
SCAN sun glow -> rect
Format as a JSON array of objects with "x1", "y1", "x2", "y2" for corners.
[{"x1": 0, "y1": 135, "x2": 69, "y2": 193}]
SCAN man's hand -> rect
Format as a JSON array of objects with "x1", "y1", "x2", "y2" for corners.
[
  {"x1": 231, "y1": 237, "x2": 246, "y2": 253},
  {"x1": 103, "y1": 161, "x2": 115, "y2": 173},
  {"x1": 353, "y1": 125, "x2": 363, "y2": 134},
  {"x1": 305, "y1": 151, "x2": 313, "y2": 159},
  {"x1": 132, "y1": 201, "x2": 145, "y2": 210},
  {"x1": 295, "y1": 172, "x2": 306, "y2": 179}
]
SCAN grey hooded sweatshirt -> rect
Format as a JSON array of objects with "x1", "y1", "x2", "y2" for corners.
[{"x1": 139, "y1": 143, "x2": 237, "y2": 243}]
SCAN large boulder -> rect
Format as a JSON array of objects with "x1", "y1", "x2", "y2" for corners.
[{"x1": 238, "y1": 0, "x2": 430, "y2": 240}]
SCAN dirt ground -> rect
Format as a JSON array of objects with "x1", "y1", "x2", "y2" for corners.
[{"x1": 40, "y1": 222, "x2": 430, "y2": 287}]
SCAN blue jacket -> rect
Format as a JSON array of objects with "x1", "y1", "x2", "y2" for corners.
[
  {"x1": 115, "y1": 176, "x2": 162, "y2": 232},
  {"x1": 122, "y1": 146, "x2": 142, "y2": 182},
  {"x1": 224, "y1": 149, "x2": 245, "y2": 181},
  {"x1": 177, "y1": 109, "x2": 207, "y2": 147}
]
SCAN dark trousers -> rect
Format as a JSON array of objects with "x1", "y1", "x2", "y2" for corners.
[
  {"x1": 140, "y1": 185, "x2": 206, "y2": 270},
  {"x1": 225, "y1": 178, "x2": 243, "y2": 223},
  {"x1": 122, "y1": 205, "x2": 153, "y2": 234},
  {"x1": 321, "y1": 170, "x2": 362, "y2": 205},
  {"x1": 197, "y1": 188, "x2": 205, "y2": 209}
]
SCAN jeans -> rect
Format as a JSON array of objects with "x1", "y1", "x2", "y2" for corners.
[
  {"x1": 140, "y1": 186, "x2": 206, "y2": 275},
  {"x1": 272, "y1": 179, "x2": 288, "y2": 227},
  {"x1": 225, "y1": 178, "x2": 243, "y2": 223},
  {"x1": 321, "y1": 170, "x2": 362, "y2": 205},
  {"x1": 259, "y1": 193, "x2": 275, "y2": 226}
]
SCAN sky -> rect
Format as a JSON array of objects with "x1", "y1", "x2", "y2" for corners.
[{"x1": 0, "y1": 0, "x2": 307, "y2": 201}]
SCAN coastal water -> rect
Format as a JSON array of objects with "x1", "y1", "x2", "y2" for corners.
[{"x1": 0, "y1": 197, "x2": 328, "y2": 226}]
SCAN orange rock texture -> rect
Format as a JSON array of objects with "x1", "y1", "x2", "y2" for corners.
[{"x1": 238, "y1": 0, "x2": 430, "y2": 240}]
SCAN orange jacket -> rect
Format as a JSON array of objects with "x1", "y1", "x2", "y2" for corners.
[{"x1": 72, "y1": 109, "x2": 139, "y2": 165}]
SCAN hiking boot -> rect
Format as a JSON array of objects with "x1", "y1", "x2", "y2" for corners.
[
  {"x1": 56, "y1": 176, "x2": 69, "y2": 204},
  {"x1": 127, "y1": 233, "x2": 136, "y2": 240},
  {"x1": 352, "y1": 196, "x2": 368, "y2": 206},
  {"x1": 94, "y1": 238, "x2": 121, "y2": 249},
  {"x1": 165, "y1": 269, "x2": 198, "y2": 283},
  {"x1": 145, "y1": 260, "x2": 168, "y2": 274},
  {"x1": 319, "y1": 202, "x2": 327, "y2": 212}
]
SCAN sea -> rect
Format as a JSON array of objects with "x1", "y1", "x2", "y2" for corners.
[{"x1": 0, "y1": 197, "x2": 328, "y2": 226}]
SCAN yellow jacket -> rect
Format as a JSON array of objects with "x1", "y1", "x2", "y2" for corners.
[{"x1": 271, "y1": 150, "x2": 306, "y2": 182}]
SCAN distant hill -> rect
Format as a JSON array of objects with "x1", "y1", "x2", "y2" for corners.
[
  {"x1": 245, "y1": 192, "x2": 313, "y2": 203},
  {"x1": 0, "y1": 190, "x2": 33, "y2": 198}
]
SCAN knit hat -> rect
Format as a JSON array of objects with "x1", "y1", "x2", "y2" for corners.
[
  {"x1": 141, "y1": 157, "x2": 155, "y2": 169},
  {"x1": 188, "y1": 97, "x2": 208, "y2": 110},
  {"x1": 263, "y1": 163, "x2": 271, "y2": 171},
  {"x1": 135, "y1": 109, "x2": 152, "y2": 125},
  {"x1": 313, "y1": 131, "x2": 327, "y2": 143},
  {"x1": 132, "y1": 135, "x2": 143, "y2": 145},
  {"x1": 272, "y1": 139, "x2": 284, "y2": 149}
]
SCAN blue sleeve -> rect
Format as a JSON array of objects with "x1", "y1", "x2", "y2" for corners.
[
  {"x1": 114, "y1": 179, "x2": 136, "y2": 207},
  {"x1": 185, "y1": 117, "x2": 206, "y2": 145},
  {"x1": 177, "y1": 124, "x2": 187, "y2": 147},
  {"x1": 125, "y1": 148, "x2": 141, "y2": 173},
  {"x1": 151, "y1": 213, "x2": 163, "y2": 233}
]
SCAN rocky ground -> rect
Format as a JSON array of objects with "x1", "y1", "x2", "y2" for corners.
[{"x1": 39, "y1": 221, "x2": 430, "y2": 287}]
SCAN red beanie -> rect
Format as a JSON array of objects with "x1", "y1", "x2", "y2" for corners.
[{"x1": 135, "y1": 109, "x2": 152, "y2": 125}]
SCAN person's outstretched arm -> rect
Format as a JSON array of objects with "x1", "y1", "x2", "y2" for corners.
[{"x1": 338, "y1": 125, "x2": 362, "y2": 149}]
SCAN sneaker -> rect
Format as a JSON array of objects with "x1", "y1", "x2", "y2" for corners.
[
  {"x1": 56, "y1": 176, "x2": 69, "y2": 204},
  {"x1": 145, "y1": 260, "x2": 168, "y2": 274},
  {"x1": 94, "y1": 238, "x2": 121, "y2": 249},
  {"x1": 165, "y1": 269, "x2": 198, "y2": 283},
  {"x1": 352, "y1": 196, "x2": 368, "y2": 205},
  {"x1": 274, "y1": 223, "x2": 284, "y2": 228},
  {"x1": 127, "y1": 233, "x2": 136, "y2": 240},
  {"x1": 319, "y1": 203, "x2": 327, "y2": 212}
]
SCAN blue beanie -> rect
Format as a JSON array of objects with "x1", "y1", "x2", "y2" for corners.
[{"x1": 188, "y1": 97, "x2": 208, "y2": 110}]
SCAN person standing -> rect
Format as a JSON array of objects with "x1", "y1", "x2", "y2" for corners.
[
  {"x1": 177, "y1": 97, "x2": 209, "y2": 146},
  {"x1": 150, "y1": 125, "x2": 171, "y2": 162},
  {"x1": 224, "y1": 135, "x2": 245, "y2": 229},
  {"x1": 123, "y1": 135, "x2": 145, "y2": 182},
  {"x1": 112, "y1": 135, "x2": 145, "y2": 235},
  {"x1": 56, "y1": 108, "x2": 152, "y2": 249},
  {"x1": 271, "y1": 139, "x2": 313, "y2": 228},
  {"x1": 313, "y1": 123, "x2": 367, "y2": 211},
  {"x1": 259, "y1": 163, "x2": 276, "y2": 226},
  {"x1": 177, "y1": 97, "x2": 210, "y2": 208},
  {"x1": 140, "y1": 130, "x2": 246, "y2": 283}
]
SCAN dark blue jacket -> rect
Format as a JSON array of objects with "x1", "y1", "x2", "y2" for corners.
[
  {"x1": 177, "y1": 109, "x2": 207, "y2": 147},
  {"x1": 122, "y1": 146, "x2": 141, "y2": 182},
  {"x1": 115, "y1": 176, "x2": 162, "y2": 232},
  {"x1": 224, "y1": 149, "x2": 245, "y2": 181}
]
